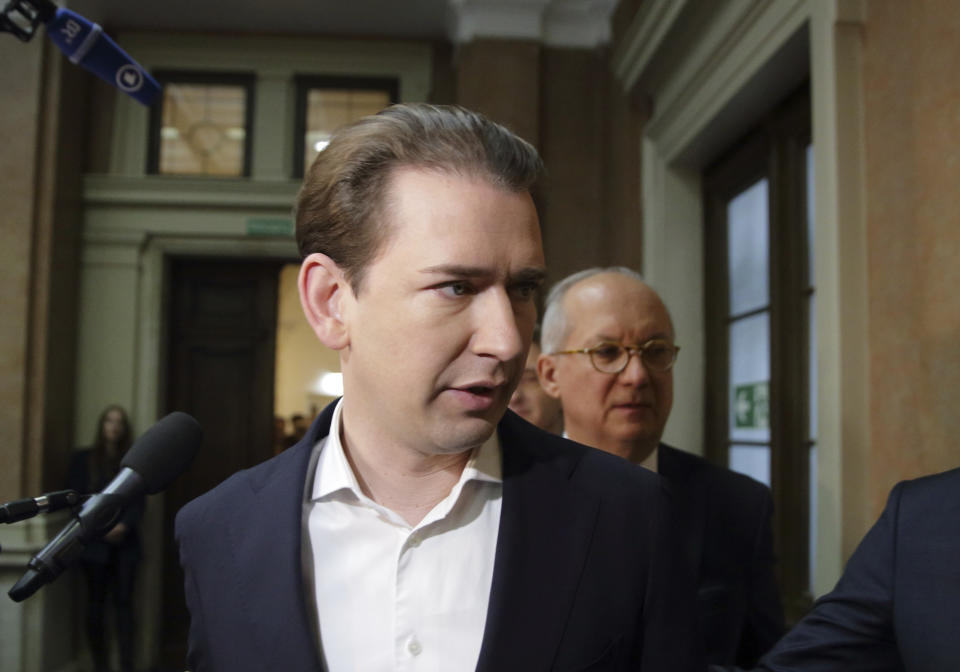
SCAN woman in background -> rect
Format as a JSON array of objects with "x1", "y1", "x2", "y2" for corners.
[{"x1": 67, "y1": 405, "x2": 143, "y2": 672}]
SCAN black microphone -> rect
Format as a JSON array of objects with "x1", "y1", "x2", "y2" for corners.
[
  {"x1": 8, "y1": 411, "x2": 201, "y2": 602},
  {"x1": 0, "y1": 489, "x2": 81, "y2": 524}
]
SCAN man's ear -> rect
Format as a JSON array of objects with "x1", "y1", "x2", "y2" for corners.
[
  {"x1": 298, "y1": 253, "x2": 351, "y2": 350},
  {"x1": 537, "y1": 353, "x2": 563, "y2": 399}
]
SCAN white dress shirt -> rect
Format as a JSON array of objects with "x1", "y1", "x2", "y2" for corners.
[
  {"x1": 307, "y1": 399, "x2": 502, "y2": 672},
  {"x1": 562, "y1": 430, "x2": 659, "y2": 471}
]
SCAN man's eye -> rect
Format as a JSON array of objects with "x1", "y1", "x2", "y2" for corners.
[
  {"x1": 438, "y1": 281, "x2": 472, "y2": 297},
  {"x1": 643, "y1": 343, "x2": 674, "y2": 366},
  {"x1": 592, "y1": 344, "x2": 622, "y2": 362},
  {"x1": 510, "y1": 282, "x2": 540, "y2": 300},
  {"x1": 645, "y1": 345, "x2": 669, "y2": 358}
]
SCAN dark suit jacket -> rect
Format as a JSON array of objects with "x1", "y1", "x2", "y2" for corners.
[
  {"x1": 175, "y1": 406, "x2": 703, "y2": 672},
  {"x1": 746, "y1": 466, "x2": 960, "y2": 672},
  {"x1": 658, "y1": 445, "x2": 785, "y2": 667}
]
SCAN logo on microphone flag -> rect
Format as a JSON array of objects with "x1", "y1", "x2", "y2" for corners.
[{"x1": 116, "y1": 64, "x2": 144, "y2": 92}]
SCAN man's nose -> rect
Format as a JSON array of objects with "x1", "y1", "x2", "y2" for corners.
[
  {"x1": 618, "y1": 349, "x2": 651, "y2": 386},
  {"x1": 472, "y1": 289, "x2": 525, "y2": 362}
]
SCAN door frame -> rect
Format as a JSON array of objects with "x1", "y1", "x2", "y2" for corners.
[{"x1": 135, "y1": 235, "x2": 298, "y2": 666}]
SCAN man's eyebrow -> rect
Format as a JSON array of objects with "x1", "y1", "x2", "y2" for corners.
[
  {"x1": 594, "y1": 333, "x2": 671, "y2": 346},
  {"x1": 418, "y1": 265, "x2": 548, "y2": 284},
  {"x1": 593, "y1": 332, "x2": 673, "y2": 344},
  {"x1": 419, "y1": 264, "x2": 495, "y2": 278},
  {"x1": 510, "y1": 267, "x2": 548, "y2": 286}
]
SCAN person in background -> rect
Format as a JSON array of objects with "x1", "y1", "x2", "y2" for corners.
[
  {"x1": 290, "y1": 414, "x2": 309, "y2": 441},
  {"x1": 67, "y1": 404, "x2": 144, "y2": 672},
  {"x1": 273, "y1": 415, "x2": 288, "y2": 455},
  {"x1": 507, "y1": 330, "x2": 563, "y2": 434},
  {"x1": 283, "y1": 414, "x2": 308, "y2": 450},
  {"x1": 538, "y1": 267, "x2": 785, "y2": 667}
]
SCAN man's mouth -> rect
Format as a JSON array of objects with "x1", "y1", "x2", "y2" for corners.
[
  {"x1": 460, "y1": 384, "x2": 497, "y2": 397},
  {"x1": 613, "y1": 400, "x2": 652, "y2": 410},
  {"x1": 447, "y1": 382, "x2": 504, "y2": 410}
]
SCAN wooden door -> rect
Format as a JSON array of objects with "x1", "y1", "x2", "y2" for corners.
[{"x1": 161, "y1": 257, "x2": 284, "y2": 668}]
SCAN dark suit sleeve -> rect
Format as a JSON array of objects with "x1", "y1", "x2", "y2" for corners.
[
  {"x1": 746, "y1": 483, "x2": 904, "y2": 672},
  {"x1": 176, "y1": 505, "x2": 211, "y2": 672},
  {"x1": 736, "y1": 487, "x2": 786, "y2": 666}
]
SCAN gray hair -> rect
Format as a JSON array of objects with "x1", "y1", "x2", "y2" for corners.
[{"x1": 540, "y1": 266, "x2": 648, "y2": 354}]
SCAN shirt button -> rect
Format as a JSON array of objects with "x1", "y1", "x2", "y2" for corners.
[
  {"x1": 408, "y1": 638, "x2": 422, "y2": 656},
  {"x1": 407, "y1": 534, "x2": 421, "y2": 548}
]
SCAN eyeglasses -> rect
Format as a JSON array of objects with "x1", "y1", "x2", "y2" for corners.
[{"x1": 550, "y1": 340, "x2": 680, "y2": 374}]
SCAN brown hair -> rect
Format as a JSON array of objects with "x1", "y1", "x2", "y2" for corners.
[
  {"x1": 90, "y1": 404, "x2": 133, "y2": 484},
  {"x1": 294, "y1": 103, "x2": 543, "y2": 294}
]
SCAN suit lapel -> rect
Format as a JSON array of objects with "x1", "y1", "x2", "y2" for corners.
[
  {"x1": 226, "y1": 404, "x2": 337, "y2": 670},
  {"x1": 658, "y1": 445, "x2": 705, "y2": 579},
  {"x1": 475, "y1": 415, "x2": 601, "y2": 672}
]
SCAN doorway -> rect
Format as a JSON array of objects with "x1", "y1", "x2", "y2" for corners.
[{"x1": 160, "y1": 256, "x2": 285, "y2": 667}]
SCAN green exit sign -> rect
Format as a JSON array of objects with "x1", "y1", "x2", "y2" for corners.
[
  {"x1": 245, "y1": 217, "x2": 293, "y2": 237},
  {"x1": 733, "y1": 381, "x2": 769, "y2": 429}
]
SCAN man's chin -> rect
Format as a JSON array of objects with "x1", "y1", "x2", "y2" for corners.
[
  {"x1": 432, "y1": 416, "x2": 499, "y2": 454},
  {"x1": 612, "y1": 423, "x2": 662, "y2": 447}
]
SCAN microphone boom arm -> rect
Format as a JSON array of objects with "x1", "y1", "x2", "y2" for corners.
[
  {"x1": 0, "y1": 489, "x2": 82, "y2": 525},
  {"x1": 0, "y1": 0, "x2": 55, "y2": 41}
]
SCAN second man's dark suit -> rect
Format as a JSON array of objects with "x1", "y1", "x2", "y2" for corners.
[
  {"x1": 747, "y1": 466, "x2": 960, "y2": 672},
  {"x1": 176, "y1": 406, "x2": 703, "y2": 672},
  {"x1": 658, "y1": 444, "x2": 785, "y2": 667}
]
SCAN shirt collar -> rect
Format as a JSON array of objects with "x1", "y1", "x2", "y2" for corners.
[
  {"x1": 561, "y1": 430, "x2": 659, "y2": 473},
  {"x1": 312, "y1": 398, "x2": 502, "y2": 504}
]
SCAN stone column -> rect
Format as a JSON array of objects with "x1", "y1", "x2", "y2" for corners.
[
  {"x1": 1, "y1": 28, "x2": 86, "y2": 672},
  {"x1": 455, "y1": 38, "x2": 542, "y2": 147}
]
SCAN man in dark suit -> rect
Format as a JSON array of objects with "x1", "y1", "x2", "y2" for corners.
[
  {"x1": 176, "y1": 104, "x2": 700, "y2": 671},
  {"x1": 719, "y1": 466, "x2": 960, "y2": 672},
  {"x1": 537, "y1": 267, "x2": 786, "y2": 667}
]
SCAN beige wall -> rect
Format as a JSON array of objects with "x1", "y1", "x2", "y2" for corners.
[
  {"x1": 1, "y1": 36, "x2": 85, "y2": 672},
  {"x1": 456, "y1": 39, "x2": 541, "y2": 149},
  {"x1": 862, "y1": 0, "x2": 960, "y2": 513},
  {"x1": 0, "y1": 34, "x2": 42, "y2": 504},
  {"x1": 0, "y1": 38, "x2": 85, "y2": 500},
  {"x1": 539, "y1": 47, "x2": 609, "y2": 283}
]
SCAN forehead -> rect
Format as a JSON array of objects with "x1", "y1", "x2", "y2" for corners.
[
  {"x1": 562, "y1": 275, "x2": 672, "y2": 345},
  {"x1": 373, "y1": 167, "x2": 544, "y2": 270}
]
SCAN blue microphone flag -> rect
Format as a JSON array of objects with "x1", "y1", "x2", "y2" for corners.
[{"x1": 46, "y1": 8, "x2": 161, "y2": 106}]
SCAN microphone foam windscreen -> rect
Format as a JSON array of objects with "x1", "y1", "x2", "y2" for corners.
[{"x1": 122, "y1": 412, "x2": 202, "y2": 494}]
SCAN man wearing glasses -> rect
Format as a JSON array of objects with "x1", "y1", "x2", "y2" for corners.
[{"x1": 537, "y1": 267, "x2": 786, "y2": 668}]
